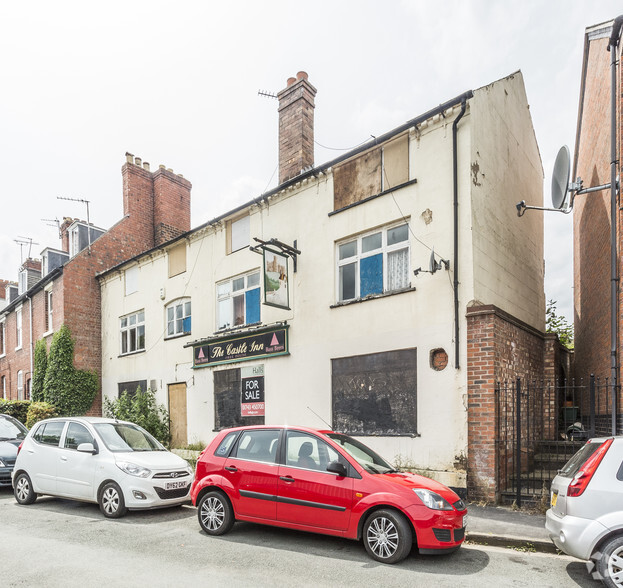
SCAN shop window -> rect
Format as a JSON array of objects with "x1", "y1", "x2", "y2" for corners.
[
  {"x1": 120, "y1": 310, "x2": 145, "y2": 355},
  {"x1": 227, "y1": 215, "x2": 250, "y2": 254},
  {"x1": 332, "y1": 348, "x2": 417, "y2": 436},
  {"x1": 168, "y1": 243, "x2": 187, "y2": 278},
  {"x1": 214, "y1": 368, "x2": 264, "y2": 430},
  {"x1": 337, "y1": 223, "x2": 410, "y2": 302},
  {"x1": 216, "y1": 271, "x2": 260, "y2": 330},
  {"x1": 166, "y1": 298, "x2": 191, "y2": 337}
]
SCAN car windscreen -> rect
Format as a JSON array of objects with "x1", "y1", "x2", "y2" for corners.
[
  {"x1": 0, "y1": 416, "x2": 28, "y2": 441},
  {"x1": 93, "y1": 423, "x2": 165, "y2": 452},
  {"x1": 558, "y1": 441, "x2": 603, "y2": 478},
  {"x1": 326, "y1": 433, "x2": 396, "y2": 474}
]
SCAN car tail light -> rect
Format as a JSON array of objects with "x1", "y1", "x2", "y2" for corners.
[
  {"x1": 567, "y1": 438, "x2": 613, "y2": 497},
  {"x1": 17, "y1": 442, "x2": 23, "y2": 455}
]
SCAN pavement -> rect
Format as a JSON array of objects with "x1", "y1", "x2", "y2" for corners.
[{"x1": 467, "y1": 503, "x2": 556, "y2": 553}]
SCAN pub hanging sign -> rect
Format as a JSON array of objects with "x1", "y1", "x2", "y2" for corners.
[{"x1": 192, "y1": 325, "x2": 289, "y2": 368}]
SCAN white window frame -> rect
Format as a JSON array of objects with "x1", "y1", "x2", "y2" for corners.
[
  {"x1": 230, "y1": 215, "x2": 250, "y2": 253},
  {"x1": 120, "y1": 310, "x2": 145, "y2": 355},
  {"x1": 15, "y1": 306, "x2": 22, "y2": 350},
  {"x1": 216, "y1": 270, "x2": 260, "y2": 330},
  {"x1": 17, "y1": 370, "x2": 23, "y2": 400},
  {"x1": 42, "y1": 253, "x2": 48, "y2": 277},
  {"x1": 0, "y1": 319, "x2": 5, "y2": 357},
  {"x1": 18, "y1": 270, "x2": 27, "y2": 295},
  {"x1": 69, "y1": 226, "x2": 80, "y2": 257},
  {"x1": 125, "y1": 266, "x2": 138, "y2": 296},
  {"x1": 166, "y1": 298, "x2": 192, "y2": 338},
  {"x1": 45, "y1": 289, "x2": 54, "y2": 335},
  {"x1": 336, "y1": 223, "x2": 410, "y2": 302}
]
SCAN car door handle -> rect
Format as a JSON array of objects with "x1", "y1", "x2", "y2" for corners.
[
  {"x1": 280, "y1": 476, "x2": 295, "y2": 483},
  {"x1": 225, "y1": 466, "x2": 238, "y2": 472}
]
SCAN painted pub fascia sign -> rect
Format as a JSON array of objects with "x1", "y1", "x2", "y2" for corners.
[{"x1": 191, "y1": 324, "x2": 289, "y2": 368}]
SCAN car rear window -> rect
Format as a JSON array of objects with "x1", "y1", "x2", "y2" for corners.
[{"x1": 559, "y1": 441, "x2": 603, "y2": 478}]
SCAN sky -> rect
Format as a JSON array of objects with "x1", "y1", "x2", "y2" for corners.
[{"x1": 0, "y1": 0, "x2": 621, "y2": 322}]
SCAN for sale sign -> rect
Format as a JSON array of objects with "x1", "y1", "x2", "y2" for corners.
[{"x1": 241, "y1": 365, "x2": 265, "y2": 417}]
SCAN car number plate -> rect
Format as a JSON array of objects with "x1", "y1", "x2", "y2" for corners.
[
  {"x1": 165, "y1": 480, "x2": 188, "y2": 491},
  {"x1": 462, "y1": 515, "x2": 468, "y2": 528},
  {"x1": 551, "y1": 491, "x2": 558, "y2": 507}
]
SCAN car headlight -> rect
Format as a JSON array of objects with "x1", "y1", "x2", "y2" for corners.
[
  {"x1": 414, "y1": 488, "x2": 453, "y2": 510},
  {"x1": 116, "y1": 461, "x2": 151, "y2": 478}
]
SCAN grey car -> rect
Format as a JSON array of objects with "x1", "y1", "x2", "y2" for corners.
[
  {"x1": 546, "y1": 436, "x2": 623, "y2": 587},
  {"x1": 0, "y1": 414, "x2": 28, "y2": 486}
]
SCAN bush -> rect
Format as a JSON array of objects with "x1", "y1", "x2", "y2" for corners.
[
  {"x1": 31, "y1": 339, "x2": 48, "y2": 402},
  {"x1": 43, "y1": 325, "x2": 98, "y2": 416},
  {"x1": 103, "y1": 388, "x2": 170, "y2": 446},
  {"x1": 0, "y1": 400, "x2": 31, "y2": 424},
  {"x1": 26, "y1": 402, "x2": 58, "y2": 429}
]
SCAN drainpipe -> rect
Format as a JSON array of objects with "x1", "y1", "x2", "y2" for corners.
[
  {"x1": 26, "y1": 294, "x2": 33, "y2": 400},
  {"x1": 452, "y1": 99, "x2": 467, "y2": 369},
  {"x1": 607, "y1": 16, "x2": 622, "y2": 433}
]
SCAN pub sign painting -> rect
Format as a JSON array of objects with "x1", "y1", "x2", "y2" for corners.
[
  {"x1": 192, "y1": 325, "x2": 289, "y2": 367},
  {"x1": 264, "y1": 250, "x2": 289, "y2": 309}
]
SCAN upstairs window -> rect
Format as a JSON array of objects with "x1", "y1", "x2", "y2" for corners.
[
  {"x1": 16, "y1": 307, "x2": 22, "y2": 349},
  {"x1": 168, "y1": 243, "x2": 187, "y2": 278},
  {"x1": 120, "y1": 310, "x2": 145, "y2": 355},
  {"x1": 337, "y1": 223, "x2": 410, "y2": 302},
  {"x1": 45, "y1": 290, "x2": 53, "y2": 333},
  {"x1": 0, "y1": 320, "x2": 5, "y2": 356},
  {"x1": 216, "y1": 271, "x2": 260, "y2": 330},
  {"x1": 18, "y1": 270, "x2": 27, "y2": 295},
  {"x1": 166, "y1": 299, "x2": 191, "y2": 337},
  {"x1": 227, "y1": 215, "x2": 250, "y2": 254},
  {"x1": 125, "y1": 266, "x2": 138, "y2": 296}
]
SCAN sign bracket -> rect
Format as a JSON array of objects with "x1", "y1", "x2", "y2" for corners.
[{"x1": 250, "y1": 237, "x2": 301, "y2": 272}]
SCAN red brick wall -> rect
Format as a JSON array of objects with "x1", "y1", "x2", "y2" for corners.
[
  {"x1": 466, "y1": 304, "x2": 560, "y2": 501},
  {"x1": 153, "y1": 167, "x2": 191, "y2": 246}
]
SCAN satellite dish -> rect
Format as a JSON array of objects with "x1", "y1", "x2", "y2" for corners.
[
  {"x1": 429, "y1": 248, "x2": 438, "y2": 274},
  {"x1": 551, "y1": 145, "x2": 570, "y2": 210}
]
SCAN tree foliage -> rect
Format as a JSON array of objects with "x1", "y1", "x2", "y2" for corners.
[
  {"x1": 42, "y1": 324, "x2": 98, "y2": 416},
  {"x1": 546, "y1": 299, "x2": 574, "y2": 350},
  {"x1": 103, "y1": 387, "x2": 170, "y2": 446},
  {"x1": 31, "y1": 339, "x2": 48, "y2": 402},
  {"x1": 26, "y1": 402, "x2": 58, "y2": 429}
]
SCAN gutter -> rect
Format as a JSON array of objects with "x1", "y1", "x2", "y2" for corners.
[{"x1": 452, "y1": 99, "x2": 467, "y2": 369}]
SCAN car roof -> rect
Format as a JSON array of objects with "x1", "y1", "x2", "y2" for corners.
[
  {"x1": 219, "y1": 424, "x2": 337, "y2": 435},
  {"x1": 34, "y1": 416, "x2": 129, "y2": 425}
]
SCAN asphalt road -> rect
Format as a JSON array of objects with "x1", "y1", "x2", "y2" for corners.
[{"x1": 0, "y1": 486, "x2": 602, "y2": 588}]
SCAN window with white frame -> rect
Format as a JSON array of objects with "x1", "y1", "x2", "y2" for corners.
[
  {"x1": 69, "y1": 226, "x2": 81, "y2": 257},
  {"x1": 120, "y1": 310, "x2": 145, "y2": 355},
  {"x1": 229, "y1": 215, "x2": 250, "y2": 253},
  {"x1": 0, "y1": 320, "x2": 5, "y2": 356},
  {"x1": 125, "y1": 266, "x2": 138, "y2": 295},
  {"x1": 16, "y1": 307, "x2": 22, "y2": 349},
  {"x1": 336, "y1": 223, "x2": 410, "y2": 302},
  {"x1": 45, "y1": 290, "x2": 53, "y2": 333},
  {"x1": 166, "y1": 299, "x2": 191, "y2": 337},
  {"x1": 18, "y1": 270, "x2": 27, "y2": 295},
  {"x1": 17, "y1": 370, "x2": 23, "y2": 400},
  {"x1": 216, "y1": 271, "x2": 260, "y2": 330}
]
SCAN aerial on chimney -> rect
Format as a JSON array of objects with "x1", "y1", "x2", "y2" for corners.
[{"x1": 277, "y1": 71, "x2": 317, "y2": 184}]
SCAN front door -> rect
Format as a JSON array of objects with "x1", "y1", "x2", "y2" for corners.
[
  {"x1": 168, "y1": 383, "x2": 187, "y2": 448},
  {"x1": 276, "y1": 431, "x2": 353, "y2": 531}
]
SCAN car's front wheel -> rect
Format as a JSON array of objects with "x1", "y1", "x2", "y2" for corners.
[
  {"x1": 596, "y1": 535, "x2": 623, "y2": 588},
  {"x1": 197, "y1": 490, "x2": 234, "y2": 536},
  {"x1": 14, "y1": 472, "x2": 37, "y2": 505},
  {"x1": 363, "y1": 509, "x2": 413, "y2": 564},
  {"x1": 99, "y1": 482, "x2": 127, "y2": 518}
]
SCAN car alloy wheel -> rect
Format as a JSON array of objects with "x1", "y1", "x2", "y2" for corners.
[
  {"x1": 198, "y1": 491, "x2": 234, "y2": 536},
  {"x1": 363, "y1": 509, "x2": 412, "y2": 564},
  {"x1": 14, "y1": 472, "x2": 37, "y2": 505},
  {"x1": 99, "y1": 482, "x2": 127, "y2": 519},
  {"x1": 597, "y1": 536, "x2": 623, "y2": 588}
]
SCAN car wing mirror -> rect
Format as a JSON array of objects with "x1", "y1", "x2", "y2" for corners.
[
  {"x1": 77, "y1": 442, "x2": 97, "y2": 455},
  {"x1": 326, "y1": 460, "x2": 347, "y2": 477}
]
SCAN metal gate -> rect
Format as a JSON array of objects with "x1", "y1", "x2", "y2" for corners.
[{"x1": 496, "y1": 376, "x2": 619, "y2": 507}]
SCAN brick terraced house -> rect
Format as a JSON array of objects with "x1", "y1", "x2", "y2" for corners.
[{"x1": 0, "y1": 158, "x2": 191, "y2": 414}]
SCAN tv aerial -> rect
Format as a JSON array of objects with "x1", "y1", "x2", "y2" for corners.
[
  {"x1": 14, "y1": 236, "x2": 39, "y2": 263},
  {"x1": 516, "y1": 145, "x2": 614, "y2": 217},
  {"x1": 414, "y1": 247, "x2": 449, "y2": 276}
]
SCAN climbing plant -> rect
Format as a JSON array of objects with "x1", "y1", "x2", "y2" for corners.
[{"x1": 31, "y1": 339, "x2": 48, "y2": 402}]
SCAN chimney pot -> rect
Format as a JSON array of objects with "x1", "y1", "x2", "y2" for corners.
[
  {"x1": 296, "y1": 71, "x2": 308, "y2": 81},
  {"x1": 135, "y1": 157, "x2": 142, "y2": 167},
  {"x1": 143, "y1": 161, "x2": 150, "y2": 171},
  {"x1": 167, "y1": 168, "x2": 173, "y2": 173},
  {"x1": 159, "y1": 164, "x2": 166, "y2": 170},
  {"x1": 125, "y1": 152, "x2": 134, "y2": 164},
  {"x1": 287, "y1": 77, "x2": 296, "y2": 87}
]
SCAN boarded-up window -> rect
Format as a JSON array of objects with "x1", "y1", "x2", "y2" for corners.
[
  {"x1": 227, "y1": 215, "x2": 250, "y2": 254},
  {"x1": 332, "y1": 348, "x2": 417, "y2": 436},
  {"x1": 333, "y1": 133, "x2": 409, "y2": 211},
  {"x1": 168, "y1": 243, "x2": 187, "y2": 278},
  {"x1": 382, "y1": 135, "x2": 409, "y2": 190},
  {"x1": 214, "y1": 368, "x2": 264, "y2": 430}
]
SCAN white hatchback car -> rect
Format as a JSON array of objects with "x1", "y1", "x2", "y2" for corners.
[
  {"x1": 546, "y1": 436, "x2": 623, "y2": 587},
  {"x1": 12, "y1": 416, "x2": 192, "y2": 518}
]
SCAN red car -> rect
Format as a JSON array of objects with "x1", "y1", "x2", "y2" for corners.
[{"x1": 190, "y1": 425, "x2": 466, "y2": 564}]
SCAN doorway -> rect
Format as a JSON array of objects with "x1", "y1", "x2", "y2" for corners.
[{"x1": 168, "y1": 382, "x2": 188, "y2": 448}]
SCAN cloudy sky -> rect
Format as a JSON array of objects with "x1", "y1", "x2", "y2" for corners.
[{"x1": 1, "y1": 1, "x2": 621, "y2": 321}]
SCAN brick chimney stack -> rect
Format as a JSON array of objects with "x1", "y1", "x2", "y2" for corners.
[{"x1": 277, "y1": 71, "x2": 317, "y2": 184}]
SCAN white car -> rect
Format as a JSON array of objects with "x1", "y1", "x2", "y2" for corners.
[{"x1": 12, "y1": 416, "x2": 192, "y2": 518}]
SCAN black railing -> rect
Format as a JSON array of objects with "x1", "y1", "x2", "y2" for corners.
[{"x1": 496, "y1": 376, "x2": 619, "y2": 507}]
